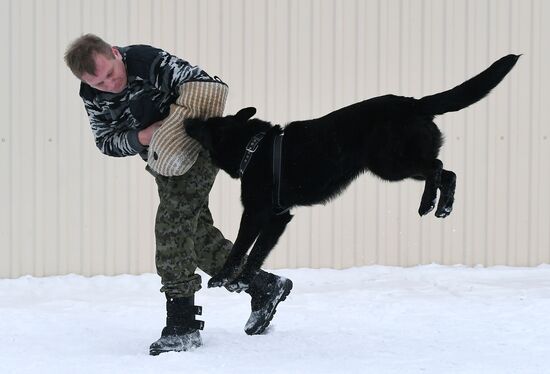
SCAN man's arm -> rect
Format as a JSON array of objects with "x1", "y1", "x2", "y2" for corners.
[
  {"x1": 83, "y1": 97, "x2": 147, "y2": 157},
  {"x1": 138, "y1": 121, "x2": 162, "y2": 146},
  {"x1": 149, "y1": 50, "x2": 212, "y2": 96}
]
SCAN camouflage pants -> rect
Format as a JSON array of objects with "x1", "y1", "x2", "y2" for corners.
[{"x1": 150, "y1": 148, "x2": 234, "y2": 298}]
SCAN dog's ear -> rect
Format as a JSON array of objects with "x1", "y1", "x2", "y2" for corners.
[{"x1": 235, "y1": 107, "x2": 256, "y2": 122}]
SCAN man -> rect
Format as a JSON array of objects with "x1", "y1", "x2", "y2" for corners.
[{"x1": 64, "y1": 34, "x2": 293, "y2": 355}]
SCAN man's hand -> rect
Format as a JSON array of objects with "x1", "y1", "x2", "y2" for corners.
[{"x1": 138, "y1": 121, "x2": 162, "y2": 146}]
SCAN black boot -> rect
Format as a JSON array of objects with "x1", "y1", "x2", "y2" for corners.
[
  {"x1": 149, "y1": 295, "x2": 204, "y2": 355},
  {"x1": 244, "y1": 271, "x2": 293, "y2": 335}
]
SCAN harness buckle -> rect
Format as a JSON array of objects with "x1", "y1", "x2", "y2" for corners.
[
  {"x1": 246, "y1": 139, "x2": 260, "y2": 153},
  {"x1": 239, "y1": 132, "x2": 267, "y2": 178}
]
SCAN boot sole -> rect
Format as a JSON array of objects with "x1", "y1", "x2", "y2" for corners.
[
  {"x1": 149, "y1": 331, "x2": 202, "y2": 356},
  {"x1": 245, "y1": 279, "x2": 293, "y2": 335}
]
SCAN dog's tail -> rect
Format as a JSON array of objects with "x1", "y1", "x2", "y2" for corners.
[{"x1": 417, "y1": 54, "x2": 520, "y2": 116}]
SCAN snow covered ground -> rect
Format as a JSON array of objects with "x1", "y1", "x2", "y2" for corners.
[{"x1": 1, "y1": 265, "x2": 549, "y2": 374}]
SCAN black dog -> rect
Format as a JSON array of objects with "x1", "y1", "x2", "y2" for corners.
[{"x1": 185, "y1": 54, "x2": 519, "y2": 290}]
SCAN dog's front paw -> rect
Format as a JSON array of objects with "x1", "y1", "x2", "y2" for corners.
[
  {"x1": 225, "y1": 278, "x2": 250, "y2": 293},
  {"x1": 208, "y1": 265, "x2": 241, "y2": 288},
  {"x1": 208, "y1": 274, "x2": 232, "y2": 288},
  {"x1": 225, "y1": 269, "x2": 259, "y2": 292}
]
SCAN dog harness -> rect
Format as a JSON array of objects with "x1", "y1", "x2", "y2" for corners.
[
  {"x1": 272, "y1": 131, "x2": 290, "y2": 215},
  {"x1": 238, "y1": 132, "x2": 266, "y2": 178},
  {"x1": 238, "y1": 130, "x2": 290, "y2": 215}
]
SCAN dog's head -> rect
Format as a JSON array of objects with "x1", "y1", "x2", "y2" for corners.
[{"x1": 185, "y1": 107, "x2": 258, "y2": 177}]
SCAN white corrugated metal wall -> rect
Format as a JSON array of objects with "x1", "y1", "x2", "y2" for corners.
[{"x1": 1, "y1": 0, "x2": 549, "y2": 278}]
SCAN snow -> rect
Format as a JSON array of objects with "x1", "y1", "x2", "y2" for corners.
[{"x1": 1, "y1": 265, "x2": 549, "y2": 374}]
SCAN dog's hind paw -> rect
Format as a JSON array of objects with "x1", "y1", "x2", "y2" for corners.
[
  {"x1": 418, "y1": 200, "x2": 436, "y2": 216},
  {"x1": 435, "y1": 205, "x2": 453, "y2": 218}
]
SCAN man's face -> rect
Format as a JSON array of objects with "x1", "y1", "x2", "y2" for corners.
[{"x1": 80, "y1": 47, "x2": 127, "y2": 93}]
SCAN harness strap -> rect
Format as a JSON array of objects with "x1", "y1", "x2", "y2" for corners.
[
  {"x1": 238, "y1": 130, "x2": 290, "y2": 215},
  {"x1": 238, "y1": 132, "x2": 266, "y2": 178},
  {"x1": 272, "y1": 132, "x2": 290, "y2": 215}
]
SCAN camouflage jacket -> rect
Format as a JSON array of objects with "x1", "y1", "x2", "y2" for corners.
[{"x1": 79, "y1": 44, "x2": 215, "y2": 160}]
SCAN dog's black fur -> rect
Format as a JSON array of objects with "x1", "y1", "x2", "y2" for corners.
[{"x1": 185, "y1": 54, "x2": 519, "y2": 290}]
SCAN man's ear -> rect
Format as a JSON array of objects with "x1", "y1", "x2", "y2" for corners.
[
  {"x1": 112, "y1": 47, "x2": 121, "y2": 59},
  {"x1": 235, "y1": 107, "x2": 256, "y2": 122}
]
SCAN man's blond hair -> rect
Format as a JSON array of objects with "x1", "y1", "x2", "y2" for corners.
[{"x1": 64, "y1": 34, "x2": 114, "y2": 79}]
